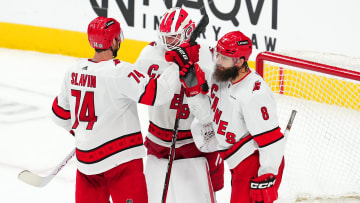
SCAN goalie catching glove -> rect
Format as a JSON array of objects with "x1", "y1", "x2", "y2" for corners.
[
  {"x1": 191, "y1": 119, "x2": 218, "y2": 152},
  {"x1": 179, "y1": 62, "x2": 209, "y2": 97},
  {"x1": 165, "y1": 42, "x2": 200, "y2": 68},
  {"x1": 250, "y1": 173, "x2": 278, "y2": 203}
]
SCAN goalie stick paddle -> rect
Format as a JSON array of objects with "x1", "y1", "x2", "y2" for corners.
[
  {"x1": 18, "y1": 148, "x2": 75, "y2": 187},
  {"x1": 161, "y1": 12, "x2": 210, "y2": 203}
]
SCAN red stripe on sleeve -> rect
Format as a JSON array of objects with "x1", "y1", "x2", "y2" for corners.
[
  {"x1": 52, "y1": 97, "x2": 71, "y2": 120},
  {"x1": 219, "y1": 134, "x2": 253, "y2": 160},
  {"x1": 139, "y1": 79, "x2": 157, "y2": 105},
  {"x1": 253, "y1": 127, "x2": 283, "y2": 148}
]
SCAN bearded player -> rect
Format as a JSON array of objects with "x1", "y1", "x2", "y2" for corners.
[{"x1": 181, "y1": 31, "x2": 286, "y2": 203}]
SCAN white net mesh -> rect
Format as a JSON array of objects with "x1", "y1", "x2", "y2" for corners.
[{"x1": 256, "y1": 51, "x2": 360, "y2": 202}]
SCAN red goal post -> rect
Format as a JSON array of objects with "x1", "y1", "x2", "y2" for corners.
[
  {"x1": 256, "y1": 51, "x2": 360, "y2": 81},
  {"x1": 255, "y1": 51, "x2": 360, "y2": 201}
]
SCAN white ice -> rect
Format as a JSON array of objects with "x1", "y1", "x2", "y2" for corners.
[{"x1": 0, "y1": 48, "x2": 359, "y2": 203}]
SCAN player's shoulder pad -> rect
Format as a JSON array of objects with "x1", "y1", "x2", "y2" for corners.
[
  {"x1": 198, "y1": 43, "x2": 214, "y2": 74},
  {"x1": 138, "y1": 41, "x2": 164, "y2": 61},
  {"x1": 112, "y1": 61, "x2": 137, "y2": 78},
  {"x1": 142, "y1": 41, "x2": 161, "y2": 53},
  {"x1": 246, "y1": 71, "x2": 266, "y2": 93},
  {"x1": 68, "y1": 58, "x2": 88, "y2": 72},
  {"x1": 229, "y1": 71, "x2": 262, "y2": 100}
]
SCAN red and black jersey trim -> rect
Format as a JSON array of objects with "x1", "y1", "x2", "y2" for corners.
[
  {"x1": 52, "y1": 97, "x2": 71, "y2": 120},
  {"x1": 252, "y1": 127, "x2": 283, "y2": 148},
  {"x1": 76, "y1": 132, "x2": 143, "y2": 164},
  {"x1": 148, "y1": 121, "x2": 192, "y2": 142},
  {"x1": 139, "y1": 78, "x2": 157, "y2": 105},
  {"x1": 114, "y1": 59, "x2": 121, "y2": 65},
  {"x1": 219, "y1": 134, "x2": 253, "y2": 160}
]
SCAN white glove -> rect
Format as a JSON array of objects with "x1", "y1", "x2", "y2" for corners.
[{"x1": 191, "y1": 118, "x2": 218, "y2": 152}]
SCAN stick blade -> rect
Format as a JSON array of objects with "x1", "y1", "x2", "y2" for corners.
[{"x1": 18, "y1": 170, "x2": 48, "y2": 187}]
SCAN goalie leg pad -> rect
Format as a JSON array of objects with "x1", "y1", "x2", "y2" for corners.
[{"x1": 145, "y1": 155, "x2": 216, "y2": 203}]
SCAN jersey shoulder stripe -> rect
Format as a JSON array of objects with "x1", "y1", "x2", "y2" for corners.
[{"x1": 138, "y1": 78, "x2": 157, "y2": 105}]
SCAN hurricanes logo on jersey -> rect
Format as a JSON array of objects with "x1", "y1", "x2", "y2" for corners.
[{"x1": 253, "y1": 81, "x2": 261, "y2": 92}]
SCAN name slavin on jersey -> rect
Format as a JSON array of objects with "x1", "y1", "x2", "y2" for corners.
[
  {"x1": 71, "y1": 72, "x2": 96, "y2": 88},
  {"x1": 210, "y1": 84, "x2": 236, "y2": 144}
]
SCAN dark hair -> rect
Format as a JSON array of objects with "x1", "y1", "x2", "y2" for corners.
[
  {"x1": 242, "y1": 61, "x2": 250, "y2": 71},
  {"x1": 95, "y1": 48, "x2": 108, "y2": 53}
]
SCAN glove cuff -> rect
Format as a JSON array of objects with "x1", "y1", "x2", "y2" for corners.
[{"x1": 184, "y1": 86, "x2": 201, "y2": 97}]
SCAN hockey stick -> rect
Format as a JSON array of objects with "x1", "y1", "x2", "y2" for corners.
[
  {"x1": 161, "y1": 12, "x2": 210, "y2": 203},
  {"x1": 18, "y1": 148, "x2": 76, "y2": 187},
  {"x1": 284, "y1": 110, "x2": 297, "y2": 136}
]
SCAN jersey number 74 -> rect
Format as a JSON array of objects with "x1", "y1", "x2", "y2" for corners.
[{"x1": 71, "y1": 89, "x2": 98, "y2": 130}]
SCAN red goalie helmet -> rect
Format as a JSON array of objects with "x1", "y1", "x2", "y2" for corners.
[
  {"x1": 216, "y1": 31, "x2": 252, "y2": 61},
  {"x1": 158, "y1": 7, "x2": 195, "y2": 50},
  {"x1": 87, "y1": 16, "x2": 124, "y2": 49}
]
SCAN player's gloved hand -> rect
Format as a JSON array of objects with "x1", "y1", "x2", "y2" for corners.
[
  {"x1": 165, "y1": 43, "x2": 200, "y2": 68},
  {"x1": 250, "y1": 173, "x2": 278, "y2": 203},
  {"x1": 180, "y1": 62, "x2": 209, "y2": 97},
  {"x1": 181, "y1": 42, "x2": 200, "y2": 63}
]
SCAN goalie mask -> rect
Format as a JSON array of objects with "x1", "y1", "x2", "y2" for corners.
[{"x1": 158, "y1": 7, "x2": 195, "y2": 50}]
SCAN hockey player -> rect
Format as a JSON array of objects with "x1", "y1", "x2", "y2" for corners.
[
  {"x1": 51, "y1": 16, "x2": 183, "y2": 203},
  {"x1": 180, "y1": 31, "x2": 285, "y2": 203},
  {"x1": 134, "y1": 7, "x2": 224, "y2": 203}
]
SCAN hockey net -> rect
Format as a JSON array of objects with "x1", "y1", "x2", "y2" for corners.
[{"x1": 255, "y1": 51, "x2": 360, "y2": 202}]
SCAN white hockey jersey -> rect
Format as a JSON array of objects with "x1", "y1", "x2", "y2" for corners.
[
  {"x1": 188, "y1": 69, "x2": 285, "y2": 176},
  {"x1": 51, "y1": 58, "x2": 179, "y2": 175},
  {"x1": 134, "y1": 41, "x2": 214, "y2": 148}
]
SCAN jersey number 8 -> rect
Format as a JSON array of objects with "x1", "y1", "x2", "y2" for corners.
[{"x1": 261, "y1": 106, "x2": 269, "y2": 120}]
